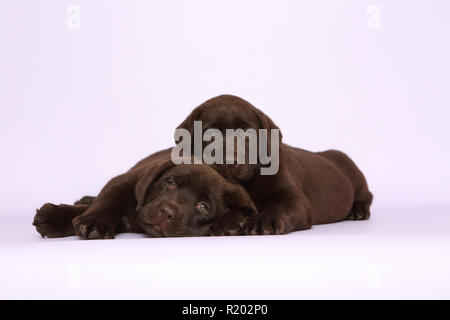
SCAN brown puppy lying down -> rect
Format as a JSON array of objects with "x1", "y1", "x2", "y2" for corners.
[
  {"x1": 33, "y1": 149, "x2": 256, "y2": 239},
  {"x1": 177, "y1": 95, "x2": 373, "y2": 235}
]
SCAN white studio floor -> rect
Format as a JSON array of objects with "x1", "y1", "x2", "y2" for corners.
[{"x1": 1, "y1": 207, "x2": 449, "y2": 299}]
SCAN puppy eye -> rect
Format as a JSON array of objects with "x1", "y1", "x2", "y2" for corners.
[
  {"x1": 165, "y1": 176, "x2": 177, "y2": 188},
  {"x1": 196, "y1": 202, "x2": 209, "y2": 215}
]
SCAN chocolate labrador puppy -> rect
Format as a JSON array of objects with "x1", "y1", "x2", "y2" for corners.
[
  {"x1": 177, "y1": 94, "x2": 373, "y2": 235},
  {"x1": 33, "y1": 148, "x2": 256, "y2": 239}
]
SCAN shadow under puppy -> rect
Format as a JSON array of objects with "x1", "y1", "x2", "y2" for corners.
[
  {"x1": 177, "y1": 94, "x2": 373, "y2": 235},
  {"x1": 33, "y1": 149, "x2": 257, "y2": 239}
]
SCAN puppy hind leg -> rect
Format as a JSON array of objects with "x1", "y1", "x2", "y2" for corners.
[
  {"x1": 74, "y1": 195, "x2": 96, "y2": 205},
  {"x1": 318, "y1": 150, "x2": 373, "y2": 221},
  {"x1": 347, "y1": 190, "x2": 373, "y2": 220}
]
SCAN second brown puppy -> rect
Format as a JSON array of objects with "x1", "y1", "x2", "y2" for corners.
[{"x1": 177, "y1": 95, "x2": 373, "y2": 235}]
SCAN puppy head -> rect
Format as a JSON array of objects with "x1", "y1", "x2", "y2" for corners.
[
  {"x1": 176, "y1": 94, "x2": 282, "y2": 182},
  {"x1": 135, "y1": 163, "x2": 256, "y2": 237}
]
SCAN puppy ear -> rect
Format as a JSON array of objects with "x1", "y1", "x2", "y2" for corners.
[
  {"x1": 222, "y1": 183, "x2": 257, "y2": 218},
  {"x1": 176, "y1": 104, "x2": 206, "y2": 135},
  {"x1": 135, "y1": 159, "x2": 174, "y2": 211},
  {"x1": 254, "y1": 106, "x2": 283, "y2": 141}
]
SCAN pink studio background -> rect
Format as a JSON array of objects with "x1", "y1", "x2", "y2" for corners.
[{"x1": 1, "y1": 1, "x2": 450, "y2": 299}]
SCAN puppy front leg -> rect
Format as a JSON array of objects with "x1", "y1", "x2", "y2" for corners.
[
  {"x1": 73, "y1": 174, "x2": 138, "y2": 240},
  {"x1": 210, "y1": 210, "x2": 249, "y2": 236},
  {"x1": 245, "y1": 198, "x2": 312, "y2": 235},
  {"x1": 33, "y1": 203, "x2": 89, "y2": 238}
]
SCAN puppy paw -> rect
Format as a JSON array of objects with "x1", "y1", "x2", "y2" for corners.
[
  {"x1": 210, "y1": 210, "x2": 248, "y2": 236},
  {"x1": 347, "y1": 201, "x2": 371, "y2": 220},
  {"x1": 33, "y1": 203, "x2": 77, "y2": 238},
  {"x1": 245, "y1": 213, "x2": 287, "y2": 235},
  {"x1": 73, "y1": 214, "x2": 115, "y2": 240}
]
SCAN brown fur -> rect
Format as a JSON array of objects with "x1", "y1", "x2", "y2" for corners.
[
  {"x1": 33, "y1": 94, "x2": 372, "y2": 238},
  {"x1": 177, "y1": 95, "x2": 373, "y2": 235},
  {"x1": 33, "y1": 148, "x2": 257, "y2": 239}
]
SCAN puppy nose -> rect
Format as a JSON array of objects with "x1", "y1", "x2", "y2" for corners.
[{"x1": 160, "y1": 202, "x2": 176, "y2": 222}]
